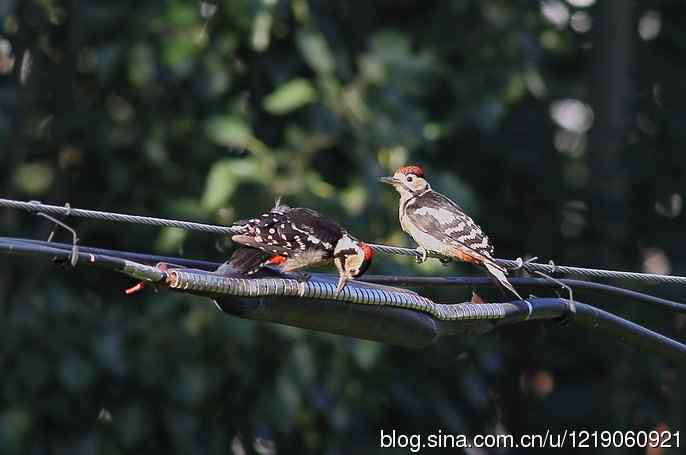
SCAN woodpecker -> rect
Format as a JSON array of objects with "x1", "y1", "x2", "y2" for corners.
[
  {"x1": 222, "y1": 199, "x2": 374, "y2": 293},
  {"x1": 380, "y1": 165, "x2": 522, "y2": 299}
]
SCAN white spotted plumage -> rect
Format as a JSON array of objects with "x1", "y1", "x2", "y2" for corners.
[{"x1": 223, "y1": 200, "x2": 373, "y2": 293}]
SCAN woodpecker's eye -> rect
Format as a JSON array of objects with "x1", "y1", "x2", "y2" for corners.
[{"x1": 407, "y1": 175, "x2": 414, "y2": 182}]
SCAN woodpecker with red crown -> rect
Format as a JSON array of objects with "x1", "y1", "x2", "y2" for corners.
[
  {"x1": 380, "y1": 165, "x2": 522, "y2": 299},
  {"x1": 219, "y1": 199, "x2": 373, "y2": 293}
]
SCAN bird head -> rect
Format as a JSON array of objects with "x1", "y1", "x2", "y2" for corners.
[
  {"x1": 333, "y1": 235, "x2": 374, "y2": 293},
  {"x1": 379, "y1": 165, "x2": 430, "y2": 197}
]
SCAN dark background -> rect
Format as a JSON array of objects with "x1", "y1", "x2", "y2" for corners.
[{"x1": 1, "y1": 0, "x2": 685, "y2": 453}]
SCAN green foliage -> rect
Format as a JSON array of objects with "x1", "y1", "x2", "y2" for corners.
[
  {"x1": 2, "y1": 0, "x2": 686, "y2": 453},
  {"x1": 263, "y1": 78, "x2": 317, "y2": 114}
]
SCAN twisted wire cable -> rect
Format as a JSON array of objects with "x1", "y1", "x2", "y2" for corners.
[
  {"x1": 365, "y1": 242, "x2": 686, "y2": 285},
  {"x1": 0, "y1": 198, "x2": 241, "y2": 235},
  {"x1": 3, "y1": 197, "x2": 686, "y2": 285}
]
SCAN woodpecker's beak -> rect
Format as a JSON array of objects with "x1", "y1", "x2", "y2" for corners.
[
  {"x1": 379, "y1": 176, "x2": 399, "y2": 185},
  {"x1": 336, "y1": 273, "x2": 351, "y2": 295}
]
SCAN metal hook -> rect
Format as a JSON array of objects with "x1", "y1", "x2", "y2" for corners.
[
  {"x1": 533, "y1": 270, "x2": 576, "y2": 325},
  {"x1": 46, "y1": 203, "x2": 71, "y2": 242},
  {"x1": 36, "y1": 212, "x2": 79, "y2": 266},
  {"x1": 511, "y1": 255, "x2": 539, "y2": 272}
]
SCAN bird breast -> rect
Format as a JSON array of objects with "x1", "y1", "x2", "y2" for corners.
[{"x1": 404, "y1": 220, "x2": 455, "y2": 256}]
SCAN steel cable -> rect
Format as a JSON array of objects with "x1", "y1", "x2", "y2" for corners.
[
  {"x1": 3, "y1": 197, "x2": 686, "y2": 285},
  {"x1": 366, "y1": 242, "x2": 686, "y2": 285},
  {"x1": 0, "y1": 198, "x2": 238, "y2": 235}
]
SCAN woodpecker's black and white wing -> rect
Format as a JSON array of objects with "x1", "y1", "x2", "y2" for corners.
[
  {"x1": 404, "y1": 190, "x2": 522, "y2": 299},
  {"x1": 230, "y1": 206, "x2": 343, "y2": 259},
  {"x1": 404, "y1": 191, "x2": 495, "y2": 261}
]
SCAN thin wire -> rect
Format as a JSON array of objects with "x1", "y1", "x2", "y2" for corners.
[{"x1": 3, "y1": 197, "x2": 686, "y2": 285}]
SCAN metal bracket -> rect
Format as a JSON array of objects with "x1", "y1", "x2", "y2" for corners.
[
  {"x1": 35, "y1": 204, "x2": 79, "y2": 267},
  {"x1": 533, "y1": 270, "x2": 576, "y2": 325}
]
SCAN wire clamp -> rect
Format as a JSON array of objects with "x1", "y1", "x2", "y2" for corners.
[
  {"x1": 548, "y1": 259, "x2": 558, "y2": 274},
  {"x1": 511, "y1": 256, "x2": 538, "y2": 272},
  {"x1": 27, "y1": 200, "x2": 42, "y2": 213}
]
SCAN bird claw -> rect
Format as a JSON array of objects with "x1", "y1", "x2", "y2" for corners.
[{"x1": 415, "y1": 247, "x2": 428, "y2": 264}]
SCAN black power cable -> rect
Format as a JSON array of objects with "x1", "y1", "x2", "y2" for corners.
[
  {"x1": 1, "y1": 236, "x2": 685, "y2": 361},
  {"x1": 3, "y1": 237, "x2": 685, "y2": 314}
]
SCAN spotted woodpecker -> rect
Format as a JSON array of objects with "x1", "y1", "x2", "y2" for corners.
[
  {"x1": 380, "y1": 165, "x2": 522, "y2": 299},
  {"x1": 221, "y1": 199, "x2": 373, "y2": 293}
]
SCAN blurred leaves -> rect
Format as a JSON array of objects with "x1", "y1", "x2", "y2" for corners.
[
  {"x1": 12, "y1": 162, "x2": 54, "y2": 195},
  {"x1": 155, "y1": 227, "x2": 188, "y2": 252},
  {"x1": 201, "y1": 158, "x2": 265, "y2": 211},
  {"x1": 263, "y1": 78, "x2": 317, "y2": 115},
  {"x1": 296, "y1": 30, "x2": 335, "y2": 75},
  {"x1": 206, "y1": 115, "x2": 252, "y2": 148}
]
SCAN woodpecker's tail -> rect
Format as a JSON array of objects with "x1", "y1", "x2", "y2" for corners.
[
  {"x1": 215, "y1": 247, "x2": 272, "y2": 276},
  {"x1": 483, "y1": 260, "x2": 523, "y2": 301}
]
